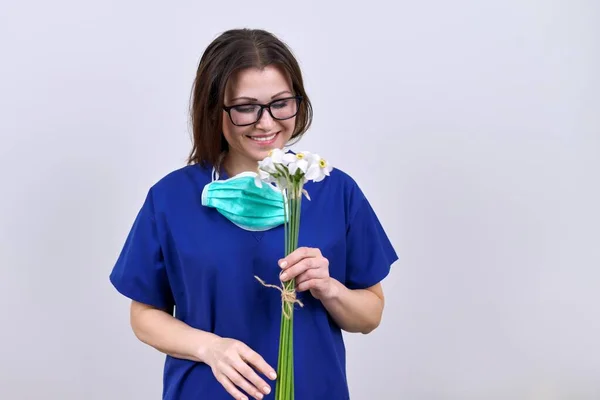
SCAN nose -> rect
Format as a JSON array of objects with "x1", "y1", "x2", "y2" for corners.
[{"x1": 255, "y1": 108, "x2": 276, "y2": 131}]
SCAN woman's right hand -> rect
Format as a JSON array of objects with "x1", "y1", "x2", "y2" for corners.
[{"x1": 204, "y1": 337, "x2": 277, "y2": 400}]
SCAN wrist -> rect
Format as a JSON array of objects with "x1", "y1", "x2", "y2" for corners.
[
  {"x1": 321, "y1": 278, "x2": 343, "y2": 302},
  {"x1": 194, "y1": 330, "x2": 220, "y2": 365}
]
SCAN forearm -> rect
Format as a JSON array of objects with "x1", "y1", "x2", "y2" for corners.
[
  {"x1": 129, "y1": 300, "x2": 218, "y2": 363},
  {"x1": 320, "y1": 279, "x2": 384, "y2": 334}
]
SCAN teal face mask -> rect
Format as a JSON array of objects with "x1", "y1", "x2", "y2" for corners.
[{"x1": 201, "y1": 169, "x2": 287, "y2": 231}]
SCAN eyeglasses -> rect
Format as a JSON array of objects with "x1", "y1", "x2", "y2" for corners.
[{"x1": 223, "y1": 95, "x2": 303, "y2": 126}]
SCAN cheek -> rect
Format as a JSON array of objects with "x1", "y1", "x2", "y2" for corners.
[
  {"x1": 280, "y1": 118, "x2": 296, "y2": 136},
  {"x1": 222, "y1": 116, "x2": 247, "y2": 142}
]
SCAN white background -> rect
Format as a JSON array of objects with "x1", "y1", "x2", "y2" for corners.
[{"x1": 1, "y1": 1, "x2": 599, "y2": 399}]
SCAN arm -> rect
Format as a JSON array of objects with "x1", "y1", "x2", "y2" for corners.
[
  {"x1": 319, "y1": 281, "x2": 384, "y2": 334},
  {"x1": 129, "y1": 300, "x2": 218, "y2": 363}
]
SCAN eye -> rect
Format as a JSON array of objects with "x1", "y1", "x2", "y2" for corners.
[
  {"x1": 271, "y1": 99, "x2": 289, "y2": 109},
  {"x1": 233, "y1": 105, "x2": 259, "y2": 113}
]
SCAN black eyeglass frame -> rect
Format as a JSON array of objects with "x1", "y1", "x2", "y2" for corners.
[{"x1": 222, "y1": 95, "x2": 304, "y2": 127}]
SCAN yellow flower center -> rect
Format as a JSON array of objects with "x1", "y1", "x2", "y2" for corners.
[
  {"x1": 296, "y1": 153, "x2": 305, "y2": 160},
  {"x1": 319, "y1": 159, "x2": 327, "y2": 168},
  {"x1": 268, "y1": 150, "x2": 273, "y2": 157}
]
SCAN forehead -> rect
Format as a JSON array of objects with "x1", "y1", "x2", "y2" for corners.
[{"x1": 225, "y1": 65, "x2": 292, "y2": 101}]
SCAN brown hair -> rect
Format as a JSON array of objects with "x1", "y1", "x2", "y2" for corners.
[{"x1": 187, "y1": 28, "x2": 313, "y2": 167}]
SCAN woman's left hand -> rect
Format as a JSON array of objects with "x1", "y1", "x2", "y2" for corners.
[{"x1": 278, "y1": 247, "x2": 336, "y2": 301}]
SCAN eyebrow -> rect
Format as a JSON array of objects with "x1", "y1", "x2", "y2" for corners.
[{"x1": 230, "y1": 90, "x2": 292, "y2": 102}]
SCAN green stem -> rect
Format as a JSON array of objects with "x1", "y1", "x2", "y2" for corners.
[
  {"x1": 275, "y1": 179, "x2": 305, "y2": 400},
  {"x1": 276, "y1": 312, "x2": 285, "y2": 398}
]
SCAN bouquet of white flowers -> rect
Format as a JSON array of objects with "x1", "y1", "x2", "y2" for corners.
[{"x1": 254, "y1": 149, "x2": 332, "y2": 400}]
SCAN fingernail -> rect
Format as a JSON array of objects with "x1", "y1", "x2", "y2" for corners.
[
  {"x1": 270, "y1": 371, "x2": 277, "y2": 379},
  {"x1": 257, "y1": 393, "x2": 264, "y2": 399},
  {"x1": 263, "y1": 386, "x2": 271, "y2": 394},
  {"x1": 279, "y1": 260, "x2": 287, "y2": 268},
  {"x1": 280, "y1": 273, "x2": 288, "y2": 281}
]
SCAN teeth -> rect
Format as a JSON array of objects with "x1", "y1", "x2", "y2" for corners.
[{"x1": 249, "y1": 133, "x2": 276, "y2": 142}]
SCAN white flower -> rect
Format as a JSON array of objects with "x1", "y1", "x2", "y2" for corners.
[
  {"x1": 289, "y1": 158, "x2": 308, "y2": 176},
  {"x1": 304, "y1": 157, "x2": 321, "y2": 181},
  {"x1": 256, "y1": 149, "x2": 332, "y2": 192},
  {"x1": 286, "y1": 152, "x2": 311, "y2": 176},
  {"x1": 282, "y1": 152, "x2": 297, "y2": 165},
  {"x1": 270, "y1": 148, "x2": 287, "y2": 164},
  {"x1": 302, "y1": 153, "x2": 332, "y2": 183},
  {"x1": 258, "y1": 157, "x2": 277, "y2": 174},
  {"x1": 257, "y1": 148, "x2": 293, "y2": 178},
  {"x1": 254, "y1": 168, "x2": 272, "y2": 188}
]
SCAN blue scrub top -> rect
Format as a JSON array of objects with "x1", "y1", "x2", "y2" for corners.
[{"x1": 109, "y1": 162, "x2": 398, "y2": 400}]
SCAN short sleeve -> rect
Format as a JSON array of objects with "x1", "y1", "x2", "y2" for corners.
[
  {"x1": 345, "y1": 187, "x2": 398, "y2": 290},
  {"x1": 109, "y1": 188, "x2": 175, "y2": 310}
]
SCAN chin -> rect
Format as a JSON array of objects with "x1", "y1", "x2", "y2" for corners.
[{"x1": 252, "y1": 147, "x2": 278, "y2": 161}]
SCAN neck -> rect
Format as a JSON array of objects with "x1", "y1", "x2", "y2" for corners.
[{"x1": 221, "y1": 151, "x2": 259, "y2": 177}]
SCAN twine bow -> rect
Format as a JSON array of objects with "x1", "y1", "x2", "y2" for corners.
[{"x1": 255, "y1": 275, "x2": 304, "y2": 319}]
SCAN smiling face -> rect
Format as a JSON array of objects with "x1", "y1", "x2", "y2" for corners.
[{"x1": 222, "y1": 64, "x2": 297, "y2": 176}]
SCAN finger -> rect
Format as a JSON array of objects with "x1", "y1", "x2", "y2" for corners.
[
  {"x1": 221, "y1": 363, "x2": 265, "y2": 400},
  {"x1": 297, "y1": 279, "x2": 316, "y2": 292},
  {"x1": 281, "y1": 258, "x2": 328, "y2": 282},
  {"x1": 279, "y1": 247, "x2": 319, "y2": 269},
  {"x1": 239, "y1": 345, "x2": 277, "y2": 381},
  {"x1": 295, "y1": 267, "x2": 327, "y2": 285},
  {"x1": 280, "y1": 260, "x2": 308, "y2": 282},
  {"x1": 297, "y1": 278, "x2": 329, "y2": 293},
  {"x1": 215, "y1": 371, "x2": 250, "y2": 400},
  {"x1": 233, "y1": 359, "x2": 272, "y2": 397}
]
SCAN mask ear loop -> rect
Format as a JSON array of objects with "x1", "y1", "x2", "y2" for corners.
[{"x1": 213, "y1": 151, "x2": 227, "y2": 181}]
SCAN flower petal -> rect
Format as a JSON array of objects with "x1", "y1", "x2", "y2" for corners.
[
  {"x1": 258, "y1": 157, "x2": 277, "y2": 174},
  {"x1": 271, "y1": 149, "x2": 285, "y2": 164},
  {"x1": 282, "y1": 153, "x2": 297, "y2": 165},
  {"x1": 288, "y1": 161, "x2": 298, "y2": 176},
  {"x1": 302, "y1": 189, "x2": 311, "y2": 201},
  {"x1": 303, "y1": 166, "x2": 318, "y2": 181},
  {"x1": 296, "y1": 159, "x2": 309, "y2": 174}
]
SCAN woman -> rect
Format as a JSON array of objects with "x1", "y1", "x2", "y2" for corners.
[{"x1": 109, "y1": 28, "x2": 398, "y2": 400}]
